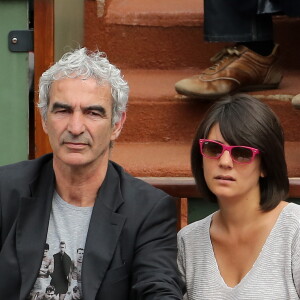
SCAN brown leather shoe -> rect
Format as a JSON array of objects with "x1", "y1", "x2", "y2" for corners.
[
  {"x1": 175, "y1": 44, "x2": 282, "y2": 99},
  {"x1": 292, "y1": 94, "x2": 300, "y2": 109}
]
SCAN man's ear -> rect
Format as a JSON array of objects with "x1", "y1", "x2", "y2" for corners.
[
  {"x1": 42, "y1": 118, "x2": 48, "y2": 135},
  {"x1": 111, "y1": 112, "x2": 126, "y2": 141}
]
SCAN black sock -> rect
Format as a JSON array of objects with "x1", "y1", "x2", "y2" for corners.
[{"x1": 237, "y1": 40, "x2": 275, "y2": 56}]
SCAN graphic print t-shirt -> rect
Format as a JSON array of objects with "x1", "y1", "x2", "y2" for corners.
[{"x1": 27, "y1": 191, "x2": 93, "y2": 300}]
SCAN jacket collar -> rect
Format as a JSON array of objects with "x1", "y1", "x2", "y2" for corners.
[
  {"x1": 82, "y1": 162, "x2": 126, "y2": 299},
  {"x1": 17, "y1": 158, "x2": 55, "y2": 299}
]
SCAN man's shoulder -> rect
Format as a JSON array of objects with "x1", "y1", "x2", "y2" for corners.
[
  {"x1": 109, "y1": 160, "x2": 170, "y2": 199},
  {"x1": 0, "y1": 153, "x2": 53, "y2": 184},
  {"x1": 107, "y1": 161, "x2": 178, "y2": 217}
]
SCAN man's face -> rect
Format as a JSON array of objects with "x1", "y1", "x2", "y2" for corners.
[
  {"x1": 45, "y1": 290, "x2": 55, "y2": 299},
  {"x1": 43, "y1": 249, "x2": 49, "y2": 257},
  {"x1": 77, "y1": 249, "x2": 84, "y2": 263},
  {"x1": 73, "y1": 288, "x2": 81, "y2": 300},
  {"x1": 60, "y1": 244, "x2": 66, "y2": 254},
  {"x1": 42, "y1": 77, "x2": 125, "y2": 169}
]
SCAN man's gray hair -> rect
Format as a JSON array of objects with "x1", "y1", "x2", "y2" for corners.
[{"x1": 38, "y1": 48, "x2": 129, "y2": 125}]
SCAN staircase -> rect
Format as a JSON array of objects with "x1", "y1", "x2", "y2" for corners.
[{"x1": 84, "y1": 0, "x2": 300, "y2": 178}]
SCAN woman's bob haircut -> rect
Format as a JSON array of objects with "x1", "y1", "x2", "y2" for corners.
[{"x1": 191, "y1": 94, "x2": 289, "y2": 211}]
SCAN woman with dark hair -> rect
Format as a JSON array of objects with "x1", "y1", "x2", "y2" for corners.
[{"x1": 177, "y1": 94, "x2": 300, "y2": 299}]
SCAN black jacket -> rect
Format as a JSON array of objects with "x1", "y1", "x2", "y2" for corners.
[{"x1": 0, "y1": 154, "x2": 183, "y2": 299}]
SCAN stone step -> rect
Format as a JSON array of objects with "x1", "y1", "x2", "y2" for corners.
[
  {"x1": 85, "y1": 0, "x2": 300, "y2": 69},
  {"x1": 110, "y1": 141, "x2": 300, "y2": 178},
  {"x1": 119, "y1": 69, "x2": 300, "y2": 143}
]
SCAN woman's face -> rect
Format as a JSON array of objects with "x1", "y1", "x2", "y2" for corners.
[{"x1": 203, "y1": 123, "x2": 264, "y2": 204}]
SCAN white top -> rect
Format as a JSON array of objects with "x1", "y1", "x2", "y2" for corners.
[{"x1": 177, "y1": 203, "x2": 300, "y2": 300}]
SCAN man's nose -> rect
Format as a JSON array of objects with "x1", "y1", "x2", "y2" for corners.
[{"x1": 67, "y1": 112, "x2": 85, "y2": 135}]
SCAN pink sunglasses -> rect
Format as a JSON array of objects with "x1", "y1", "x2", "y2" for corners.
[{"x1": 199, "y1": 139, "x2": 260, "y2": 164}]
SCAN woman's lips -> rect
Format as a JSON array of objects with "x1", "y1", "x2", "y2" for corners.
[{"x1": 214, "y1": 175, "x2": 236, "y2": 181}]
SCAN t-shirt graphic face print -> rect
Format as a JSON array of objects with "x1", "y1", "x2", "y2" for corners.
[{"x1": 27, "y1": 191, "x2": 93, "y2": 300}]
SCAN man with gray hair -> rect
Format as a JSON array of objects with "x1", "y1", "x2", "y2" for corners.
[{"x1": 0, "y1": 48, "x2": 184, "y2": 299}]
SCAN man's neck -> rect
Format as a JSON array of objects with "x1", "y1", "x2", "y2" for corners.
[{"x1": 53, "y1": 159, "x2": 108, "y2": 207}]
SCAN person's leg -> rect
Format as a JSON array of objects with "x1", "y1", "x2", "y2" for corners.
[
  {"x1": 205, "y1": 0, "x2": 275, "y2": 55},
  {"x1": 204, "y1": 0, "x2": 274, "y2": 42},
  {"x1": 175, "y1": 0, "x2": 282, "y2": 98}
]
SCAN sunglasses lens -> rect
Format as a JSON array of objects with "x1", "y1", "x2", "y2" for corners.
[
  {"x1": 231, "y1": 147, "x2": 253, "y2": 163},
  {"x1": 202, "y1": 141, "x2": 223, "y2": 158},
  {"x1": 201, "y1": 140, "x2": 256, "y2": 164}
]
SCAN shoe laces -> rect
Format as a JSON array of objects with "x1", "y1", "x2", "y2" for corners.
[{"x1": 209, "y1": 46, "x2": 242, "y2": 70}]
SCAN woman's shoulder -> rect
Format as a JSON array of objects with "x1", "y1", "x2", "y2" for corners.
[
  {"x1": 282, "y1": 202, "x2": 300, "y2": 221},
  {"x1": 278, "y1": 202, "x2": 300, "y2": 235},
  {"x1": 178, "y1": 213, "x2": 213, "y2": 240},
  {"x1": 281, "y1": 203, "x2": 300, "y2": 259}
]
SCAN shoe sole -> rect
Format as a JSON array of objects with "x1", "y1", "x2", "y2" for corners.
[
  {"x1": 239, "y1": 82, "x2": 280, "y2": 92},
  {"x1": 175, "y1": 82, "x2": 281, "y2": 99},
  {"x1": 175, "y1": 87, "x2": 225, "y2": 99}
]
